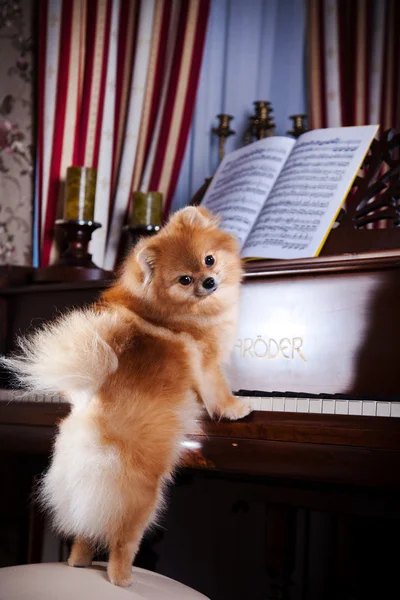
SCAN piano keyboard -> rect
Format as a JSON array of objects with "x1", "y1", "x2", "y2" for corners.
[
  {"x1": 242, "y1": 395, "x2": 400, "y2": 417},
  {"x1": 1, "y1": 388, "x2": 400, "y2": 418},
  {"x1": 0, "y1": 389, "x2": 64, "y2": 404}
]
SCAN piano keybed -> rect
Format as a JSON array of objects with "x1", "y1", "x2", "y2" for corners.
[{"x1": 2, "y1": 388, "x2": 399, "y2": 418}]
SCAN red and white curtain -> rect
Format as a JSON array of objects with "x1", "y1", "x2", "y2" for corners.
[
  {"x1": 307, "y1": 0, "x2": 400, "y2": 131},
  {"x1": 36, "y1": 0, "x2": 210, "y2": 269}
]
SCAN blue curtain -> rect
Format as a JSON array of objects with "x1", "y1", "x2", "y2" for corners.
[{"x1": 171, "y1": 0, "x2": 307, "y2": 212}]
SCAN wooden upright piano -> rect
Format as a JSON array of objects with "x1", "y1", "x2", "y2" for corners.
[{"x1": 1, "y1": 249, "x2": 400, "y2": 600}]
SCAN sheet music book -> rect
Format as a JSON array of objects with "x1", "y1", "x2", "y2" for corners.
[{"x1": 201, "y1": 125, "x2": 379, "y2": 259}]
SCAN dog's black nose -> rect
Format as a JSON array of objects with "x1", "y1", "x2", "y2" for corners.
[{"x1": 202, "y1": 277, "x2": 216, "y2": 290}]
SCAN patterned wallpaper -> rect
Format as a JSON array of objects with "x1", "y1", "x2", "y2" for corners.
[{"x1": 0, "y1": 0, "x2": 34, "y2": 266}]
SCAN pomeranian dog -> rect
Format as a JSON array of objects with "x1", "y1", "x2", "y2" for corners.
[{"x1": 3, "y1": 206, "x2": 251, "y2": 587}]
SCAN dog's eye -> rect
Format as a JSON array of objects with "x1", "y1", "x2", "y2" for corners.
[
  {"x1": 205, "y1": 255, "x2": 215, "y2": 266},
  {"x1": 179, "y1": 275, "x2": 193, "y2": 286}
]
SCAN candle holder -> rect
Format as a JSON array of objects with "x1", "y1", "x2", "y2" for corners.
[
  {"x1": 212, "y1": 114, "x2": 235, "y2": 162},
  {"x1": 33, "y1": 220, "x2": 110, "y2": 283},
  {"x1": 287, "y1": 114, "x2": 308, "y2": 138},
  {"x1": 244, "y1": 101, "x2": 275, "y2": 145},
  {"x1": 124, "y1": 223, "x2": 162, "y2": 247},
  {"x1": 54, "y1": 219, "x2": 101, "y2": 267}
]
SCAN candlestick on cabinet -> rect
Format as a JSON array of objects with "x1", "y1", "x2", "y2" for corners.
[
  {"x1": 33, "y1": 166, "x2": 110, "y2": 282},
  {"x1": 54, "y1": 165, "x2": 101, "y2": 268},
  {"x1": 33, "y1": 217, "x2": 109, "y2": 282}
]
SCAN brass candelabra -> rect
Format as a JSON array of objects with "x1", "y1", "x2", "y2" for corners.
[{"x1": 244, "y1": 101, "x2": 275, "y2": 144}]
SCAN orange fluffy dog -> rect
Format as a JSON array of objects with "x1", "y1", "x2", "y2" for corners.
[{"x1": 4, "y1": 207, "x2": 251, "y2": 586}]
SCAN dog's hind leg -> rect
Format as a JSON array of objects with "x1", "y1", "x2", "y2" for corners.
[
  {"x1": 107, "y1": 484, "x2": 162, "y2": 587},
  {"x1": 68, "y1": 536, "x2": 93, "y2": 568}
]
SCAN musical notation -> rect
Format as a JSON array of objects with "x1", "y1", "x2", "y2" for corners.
[
  {"x1": 242, "y1": 128, "x2": 378, "y2": 258},
  {"x1": 202, "y1": 137, "x2": 295, "y2": 245}
]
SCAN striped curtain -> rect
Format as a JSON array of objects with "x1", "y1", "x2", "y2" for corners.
[
  {"x1": 307, "y1": 0, "x2": 400, "y2": 130},
  {"x1": 36, "y1": 0, "x2": 210, "y2": 269}
]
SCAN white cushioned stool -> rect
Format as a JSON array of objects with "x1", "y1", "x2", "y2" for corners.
[{"x1": 0, "y1": 562, "x2": 209, "y2": 599}]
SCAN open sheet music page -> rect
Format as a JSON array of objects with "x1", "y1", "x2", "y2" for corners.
[
  {"x1": 201, "y1": 136, "x2": 295, "y2": 245},
  {"x1": 241, "y1": 125, "x2": 379, "y2": 260}
]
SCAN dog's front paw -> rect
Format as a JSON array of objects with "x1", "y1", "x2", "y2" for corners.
[{"x1": 219, "y1": 397, "x2": 253, "y2": 421}]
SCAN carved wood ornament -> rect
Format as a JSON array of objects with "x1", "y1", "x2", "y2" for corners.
[{"x1": 322, "y1": 129, "x2": 400, "y2": 255}]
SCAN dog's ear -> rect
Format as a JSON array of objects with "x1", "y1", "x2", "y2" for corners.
[
  {"x1": 136, "y1": 242, "x2": 157, "y2": 286},
  {"x1": 170, "y1": 206, "x2": 220, "y2": 229}
]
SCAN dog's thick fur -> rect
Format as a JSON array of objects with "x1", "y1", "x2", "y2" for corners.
[{"x1": 3, "y1": 207, "x2": 251, "y2": 586}]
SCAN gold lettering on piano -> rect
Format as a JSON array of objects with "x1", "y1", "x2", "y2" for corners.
[
  {"x1": 234, "y1": 336, "x2": 307, "y2": 362},
  {"x1": 292, "y1": 337, "x2": 306, "y2": 361},
  {"x1": 243, "y1": 338, "x2": 254, "y2": 358},
  {"x1": 268, "y1": 338, "x2": 279, "y2": 359},
  {"x1": 279, "y1": 338, "x2": 291, "y2": 359}
]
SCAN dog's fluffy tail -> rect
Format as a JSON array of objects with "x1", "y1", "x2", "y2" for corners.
[{"x1": 1, "y1": 309, "x2": 127, "y2": 406}]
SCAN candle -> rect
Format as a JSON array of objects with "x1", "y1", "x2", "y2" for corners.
[
  {"x1": 64, "y1": 166, "x2": 97, "y2": 221},
  {"x1": 127, "y1": 191, "x2": 163, "y2": 248},
  {"x1": 131, "y1": 191, "x2": 162, "y2": 227}
]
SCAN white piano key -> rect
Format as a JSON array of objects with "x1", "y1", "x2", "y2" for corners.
[
  {"x1": 309, "y1": 399, "x2": 322, "y2": 414},
  {"x1": 248, "y1": 396, "x2": 262, "y2": 411},
  {"x1": 376, "y1": 402, "x2": 391, "y2": 417},
  {"x1": 272, "y1": 397, "x2": 285, "y2": 412},
  {"x1": 285, "y1": 397, "x2": 297, "y2": 413},
  {"x1": 297, "y1": 398, "x2": 309, "y2": 413},
  {"x1": 322, "y1": 399, "x2": 335, "y2": 414},
  {"x1": 362, "y1": 401, "x2": 377, "y2": 416},
  {"x1": 260, "y1": 397, "x2": 272, "y2": 412},
  {"x1": 348, "y1": 401, "x2": 362, "y2": 416},
  {"x1": 391, "y1": 402, "x2": 400, "y2": 417},
  {"x1": 335, "y1": 400, "x2": 349, "y2": 415}
]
